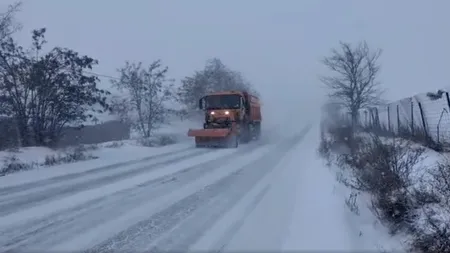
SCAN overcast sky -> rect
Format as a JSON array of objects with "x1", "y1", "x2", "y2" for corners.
[{"x1": 5, "y1": 0, "x2": 450, "y2": 123}]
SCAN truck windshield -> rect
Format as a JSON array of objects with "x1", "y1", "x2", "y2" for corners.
[{"x1": 204, "y1": 94, "x2": 241, "y2": 110}]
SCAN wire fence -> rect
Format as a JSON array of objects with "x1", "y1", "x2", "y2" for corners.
[{"x1": 343, "y1": 90, "x2": 450, "y2": 151}]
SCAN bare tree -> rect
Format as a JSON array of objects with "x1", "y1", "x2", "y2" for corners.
[
  {"x1": 0, "y1": 1, "x2": 22, "y2": 41},
  {"x1": 177, "y1": 57, "x2": 257, "y2": 111},
  {"x1": 112, "y1": 60, "x2": 174, "y2": 138},
  {"x1": 320, "y1": 41, "x2": 383, "y2": 128}
]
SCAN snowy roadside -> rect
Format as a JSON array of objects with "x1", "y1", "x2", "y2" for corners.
[
  {"x1": 328, "y1": 156, "x2": 408, "y2": 252},
  {"x1": 357, "y1": 133, "x2": 450, "y2": 251},
  {"x1": 320, "y1": 121, "x2": 450, "y2": 252},
  {"x1": 0, "y1": 119, "x2": 200, "y2": 183}
]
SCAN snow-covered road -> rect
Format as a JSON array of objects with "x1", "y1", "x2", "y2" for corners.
[
  {"x1": 0, "y1": 123, "x2": 390, "y2": 252},
  {"x1": 0, "y1": 125, "x2": 310, "y2": 251}
]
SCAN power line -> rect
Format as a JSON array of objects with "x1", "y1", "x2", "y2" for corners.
[{"x1": 82, "y1": 71, "x2": 120, "y2": 81}]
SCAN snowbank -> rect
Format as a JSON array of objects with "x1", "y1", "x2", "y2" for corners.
[{"x1": 0, "y1": 119, "x2": 198, "y2": 180}]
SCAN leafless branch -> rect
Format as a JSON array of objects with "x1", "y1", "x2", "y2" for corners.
[
  {"x1": 320, "y1": 41, "x2": 384, "y2": 123},
  {"x1": 0, "y1": 2, "x2": 22, "y2": 41},
  {"x1": 111, "y1": 60, "x2": 173, "y2": 138}
]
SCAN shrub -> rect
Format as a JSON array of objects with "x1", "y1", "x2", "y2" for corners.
[
  {"x1": 410, "y1": 162, "x2": 450, "y2": 252},
  {"x1": 43, "y1": 145, "x2": 98, "y2": 166},
  {"x1": 157, "y1": 134, "x2": 177, "y2": 146},
  {"x1": 137, "y1": 134, "x2": 177, "y2": 147},
  {"x1": 104, "y1": 141, "x2": 124, "y2": 148},
  {"x1": 323, "y1": 121, "x2": 425, "y2": 234},
  {"x1": 0, "y1": 155, "x2": 37, "y2": 176}
]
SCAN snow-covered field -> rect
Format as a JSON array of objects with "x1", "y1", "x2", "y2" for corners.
[{"x1": 0, "y1": 121, "x2": 412, "y2": 252}]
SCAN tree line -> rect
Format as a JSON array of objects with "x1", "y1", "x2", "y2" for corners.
[{"x1": 0, "y1": 2, "x2": 258, "y2": 147}]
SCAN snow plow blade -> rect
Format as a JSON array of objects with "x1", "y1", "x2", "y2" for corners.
[
  {"x1": 187, "y1": 128, "x2": 237, "y2": 148},
  {"x1": 187, "y1": 128, "x2": 231, "y2": 138}
]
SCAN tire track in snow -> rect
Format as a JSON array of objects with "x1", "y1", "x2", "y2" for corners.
[
  {"x1": 0, "y1": 141, "x2": 266, "y2": 251},
  {"x1": 215, "y1": 185, "x2": 271, "y2": 253},
  {"x1": 148, "y1": 130, "x2": 307, "y2": 252},
  {"x1": 0, "y1": 146, "x2": 193, "y2": 197},
  {"x1": 0, "y1": 148, "x2": 214, "y2": 216},
  {"x1": 86, "y1": 128, "x2": 309, "y2": 252}
]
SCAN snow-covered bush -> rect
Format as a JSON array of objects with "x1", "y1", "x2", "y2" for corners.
[
  {"x1": 103, "y1": 141, "x2": 124, "y2": 148},
  {"x1": 156, "y1": 134, "x2": 177, "y2": 146},
  {"x1": 137, "y1": 134, "x2": 177, "y2": 147},
  {"x1": 0, "y1": 155, "x2": 37, "y2": 176},
  {"x1": 411, "y1": 162, "x2": 450, "y2": 252},
  {"x1": 321, "y1": 121, "x2": 425, "y2": 233},
  {"x1": 43, "y1": 145, "x2": 98, "y2": 166}
]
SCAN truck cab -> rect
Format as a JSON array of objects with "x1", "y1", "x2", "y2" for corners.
[{"x1": 198, "y1": 92, "x2": 248, "y2": 129}]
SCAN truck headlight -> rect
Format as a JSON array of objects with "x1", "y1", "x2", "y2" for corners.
[
  {"x1": 224, "y1": 111, "x2": 229, "y2": 115},
  {"x1": 210, "y1": 111, "x2": 215, "y2": 115}
]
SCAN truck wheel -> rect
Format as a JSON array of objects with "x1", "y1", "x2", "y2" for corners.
[
  {"x1": 241, "y1": 124, "x2": 251, "y2": 143},
  {"x1": 254, "y1": 123, "x2": 261, "y2": 140},
  {"x1": 228, "y1": 135, "x2": 239, "y2": 148}
]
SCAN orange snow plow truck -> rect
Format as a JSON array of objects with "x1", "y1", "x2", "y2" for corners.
[{"x1": 187, "y1": 90, "x2": 262, "y2": 148}]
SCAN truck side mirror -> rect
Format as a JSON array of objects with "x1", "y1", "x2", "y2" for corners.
[{"x1": 198, "y1": 97, "x2": 205, "y2": 110}]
